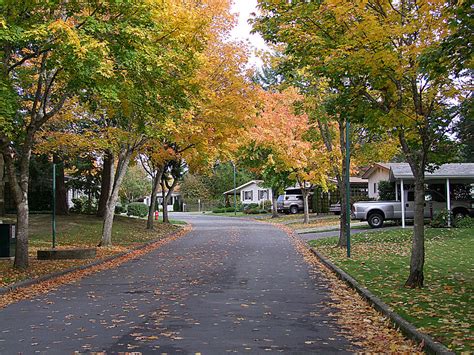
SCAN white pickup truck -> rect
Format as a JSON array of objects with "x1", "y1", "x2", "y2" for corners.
[{"x1": 352, "y1": 189, "x2": 473, "y2": 228}]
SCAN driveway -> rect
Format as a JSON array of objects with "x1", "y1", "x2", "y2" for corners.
[{"x1": 0, "y1": 213, "x2": 354, "y2": 353}]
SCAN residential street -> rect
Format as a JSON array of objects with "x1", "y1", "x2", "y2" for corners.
[{"x1": 0, "y1": 213, "x2": 355, "y2": 353}]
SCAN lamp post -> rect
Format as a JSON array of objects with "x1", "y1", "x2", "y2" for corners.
[{"x1": 342, "y1": 76, "x2": 351, "y2": 258}]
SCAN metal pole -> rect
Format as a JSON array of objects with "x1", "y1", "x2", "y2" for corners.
[
  {"x1": 446, "y1": 178, "x2": 451, "y2": 227},
  {"x1": 52, "y1": 163, "x2": 56, "y2": 249},
  {"x1": 233, "y1": 162, "x2": 237, "y2": 216},
  {"x1": 345, "y1": 119, "x2": 351, "y2": 258},
  {"x1": 401, "y1": 179, "x2": 405, "y2": 228}
]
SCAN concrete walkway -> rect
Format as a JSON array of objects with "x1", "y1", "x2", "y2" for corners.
[{"x1": 0, "y1": 213, "x2": 355, "y2": 353}]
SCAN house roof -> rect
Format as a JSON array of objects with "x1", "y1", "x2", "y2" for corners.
[
  {"x1": 361, "y1": 162, "x2": 405, "y2": 179},
  {"x1": 389, "y1": 163, "x2": 474, "y2": 181},
  {"x1": 223, "y1": 180, "x2": 265, "y2": 195}
]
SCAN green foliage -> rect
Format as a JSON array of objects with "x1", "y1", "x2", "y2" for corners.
[
  {"x1": 204, "y1": 163, "x2": 257, "y2": 200},
  {"x1": 378, "y1": 181, "x2": 395, "y2": 201},
  {"x1": 180, "y1": 174, "x2": 210, "y2": 201},
  {"x1": 119, "y1": 165, "x2": 151, "y2": 204},
  {"x1": 115, "y1": 204, "x2": 127, "y2": 215},
  {"x1": 70, "y1": 197, "x2": 97, "y2": 215},
  {"x1": 430, "y1": 209, "x2": 452, "y2": 228},
  {"x1": 126, "y1": 202, "x2": 148, "y2": 218},
  {"x1": 173, "y1": 199, "x2": 181, "y2": 212},
  {"x1": 454, "y1": 216, "x2": 474, "y2": 228}
]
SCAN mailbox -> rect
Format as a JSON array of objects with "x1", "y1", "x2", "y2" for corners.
[{"x1": 0, "y1": 224, "x2": 16, "y2": 257}]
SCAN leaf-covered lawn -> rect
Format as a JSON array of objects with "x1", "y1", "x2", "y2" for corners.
[
  {"x1": 309, "y1": 227, "x2": 474, "y2": 353},
  {"x1": 0, "y1": 214, "x2": 181, "y2": 288}
]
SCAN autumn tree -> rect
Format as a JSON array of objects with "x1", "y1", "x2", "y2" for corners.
[
  {"x1": 249, "y1": 88, "x2": 330, "y2": 224},
  {"x1": 0, "y1": 2, "x2": 114, "y2": 268},
  {"x1": 254, "y1": 0, "x2": 464, "y2": 287}
]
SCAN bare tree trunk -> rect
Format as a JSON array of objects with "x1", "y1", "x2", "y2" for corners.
[
  {"x1": 0, "y1": 154, "x2": 5, "y2": 216},
  {"x1": 405, "y1": 175, "x2": 426, "y2": 288},
  {"x1": 271, "y1": 187, "x2": 279, "y2": 218},
  {"x1": 99, "y1": 148, "x2": 133, "y2": 247},
  {"x1": 3, "y1": 148, "x2": 31, "y2": 268},
  {"x1": 96, "y1": 151, "x2": 113, "y2": 217},
  {"x1": 53, "y1": 154, "x2": 69, "y2": 215},
  {"x1": 147, "y1": 167, "x2": 163, "y2": 230},
  {"x1": 337, "y1": 120, "x2": 349, "y2": 248},
  {"x1": 160, "y1": 180, "x2": 169, "y2": 224}
]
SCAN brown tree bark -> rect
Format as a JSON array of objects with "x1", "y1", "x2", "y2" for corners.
[
  {"x1": 298, "y1": 179, "x2": 312, "y2": 224},
  {"x1": 160, "y1": 180, "x2": 169, "y2": 224},
  {"x1": 146, "y1": 166, "x2": 163, "y2": 230},
  {"x1": 96, "y1": 151, "x2": 113, "y2": 217},
  {"x1": 99, "y1": 147, "x2": 134, "y2": 247},
  {"x1": 3, "y1": 145, "x2": 31, "y2": 268},
  {"x1": 53, "y1": 154, "x2": 69, "y2": 215},
  {"x1": 271, "y1": 187, "x2": 279, "y2": 218}
]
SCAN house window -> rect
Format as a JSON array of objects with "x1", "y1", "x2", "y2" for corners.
[
  {"x1": 243, "y1": 191, "x2": 253, "y2": 201},
  {"x1": 258, "y1": 190, "x2": 268, "y2": 200},
  {"x1": 374, "y1": 183, "x2": 377, "y2": 194}
]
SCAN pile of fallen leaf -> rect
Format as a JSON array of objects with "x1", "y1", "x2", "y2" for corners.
[
  {"x1": 277, "y1": 224, "x2": 421, "y2": 353},
  {"x1": 0, "y1": 225, "x2": 192, "y2": 309}
]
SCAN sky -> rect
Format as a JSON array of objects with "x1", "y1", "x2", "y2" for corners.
[{"x1": 229, "y1": 0, "x2": 269, "y2": 68}]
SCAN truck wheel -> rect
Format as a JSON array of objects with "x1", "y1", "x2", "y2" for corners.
[
  {"x1": 453, "y1": 209, "x2": 467, "y2": 220},
  {"x1": 290, "y1": 205, "x2": 298, "y2": 214},
  {"x1": 368, "y1": 212, "x2": 384, "y2": 228}
]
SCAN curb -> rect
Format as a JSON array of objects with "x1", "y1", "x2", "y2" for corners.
[
  {"x1": 0, "y1": 225, "x2": 190, "y2": 296},
  {"x1": 309, "y1": 247, "x2": 453, "y2": 355}
]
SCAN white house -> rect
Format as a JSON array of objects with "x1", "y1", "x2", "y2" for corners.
[
  {"x1": 223, "y1": 180, "x2": 273, "y2": 205},
  {"x1": 362, "y1": 163, "x2": 405, "y2": 199}
]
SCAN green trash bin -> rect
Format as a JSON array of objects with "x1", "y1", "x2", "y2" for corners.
[{"x1": 0, "y1": 224, "x2": 16, "y2": 257}]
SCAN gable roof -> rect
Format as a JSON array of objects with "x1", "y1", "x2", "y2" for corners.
[
  {"x1": 362, "y1": 162, "x2": 404, "y2": 179},
  {"x1": 389, "y1": 163, "x2": 474, "y2": 180},
  {"x1": 223, "y1": 180, "x2": 265, "y2": 195}
]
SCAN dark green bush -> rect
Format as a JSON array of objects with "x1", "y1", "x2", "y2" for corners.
[
  {"x1": 70, "y1": 197, "x2": 97, "y2": 215},
  {"x1": 244, "y1": 207, "x2": 267, "y2": 214},
  {"x1": 430, "y1": 209, "x2": 452, "y2": 228},
  {"x1": 212, "y1": 207, "x2": 226, "y2": 213},
  {"x1": 127, "y1": 202, "x2": 148, "y2": 217},
  {"x1": 378, "y1": 181, "x2": 395, "y2": 200},
  {"x1": 455, "y1": 216, "x2": 474, "y2": 228},
  {"x1": 115, "y1": 204, "x2": 127, "y2": 214}
]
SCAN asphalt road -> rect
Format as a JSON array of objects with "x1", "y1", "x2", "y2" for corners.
[{"x1": 0, "y1": 213, "x2": 354, "y2": 354}]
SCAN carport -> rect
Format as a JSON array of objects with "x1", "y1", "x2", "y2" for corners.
[{"x1": 390, "y1": 163, "x2": 474, "y2": 228}]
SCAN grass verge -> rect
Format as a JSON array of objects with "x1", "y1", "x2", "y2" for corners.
[
  {"x1": 309, "y1": 227, "x2": 473, "y2": 353},
  {"x1": 0, "y1": 214, "x2": 182, "y2": 288}
]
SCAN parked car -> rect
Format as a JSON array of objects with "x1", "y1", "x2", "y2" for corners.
[
  {"x1": 352, "y1": 189, "x2": 473, "y2": 228},
  {"x1": 329, "y1": 202, "x2": 341, "y2": 215},
  {"x1": 277, "y1": 194, "x2": 304, "y2": 214}
]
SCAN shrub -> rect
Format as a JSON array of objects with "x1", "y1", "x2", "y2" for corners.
[
  {"x1": 430, "y1": 209, "x2": 452, "y2": 228},
  {"x1": 244, "y1": 207, "x2": 267, "y2": 214},
  {"x1": 70, "y1": 197, "x2": 97, "y2": 215},
  {"x1": 115, "y1": 204, "x2": 127, "y2": 214},
  {"x1": 243, "y1": 203, "x2": 259, "y2": 211},
  {"x1": 212, "y1": 207, "x2": 226, "y2": 213},
  {"x1": 378, "y1": 180, "x2": 395, "y2": 200},
  {"x1": 127, "y1": 202, "x2": 148, "y2": 217},
  {"x1": 455, "y1": 216, "x2": 474, "y2": 228}
]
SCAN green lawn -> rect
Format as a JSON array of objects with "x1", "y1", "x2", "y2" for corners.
[
  {"x1": 0, "y1": 214, "x2": 182, "y2": 287},
  {"x1": 309, "y1": 227, "x2": 474, "y2": 353}
]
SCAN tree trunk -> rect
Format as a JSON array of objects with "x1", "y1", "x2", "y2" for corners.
[
  {"x1": 3, "y1": 149, "x2": 31, "y2": 268},
  {"x1": 96, "y1": 151, "x2": 113, "y2": 217},
  {"x1": 271, "y1": 187, "x2": 279, "y2": 218},
  {"x1": 98, "y1": 148, "x2": 133, "y2": 247},
  {"x1": 405, "y1": 176, "x2": 425, "y2": 288},
  {"x1": 161, "y1": 180, "x2": 169, "y2": 224},
  {"x1": 302, "y1": 191, "x2": 310, "y2": 224},
  {"x1": 53, "y1": 155, "x2": 69, "y2": 215},
  {"x1": 147, "y1": 168, "x2": 163, "y2": 230}
]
